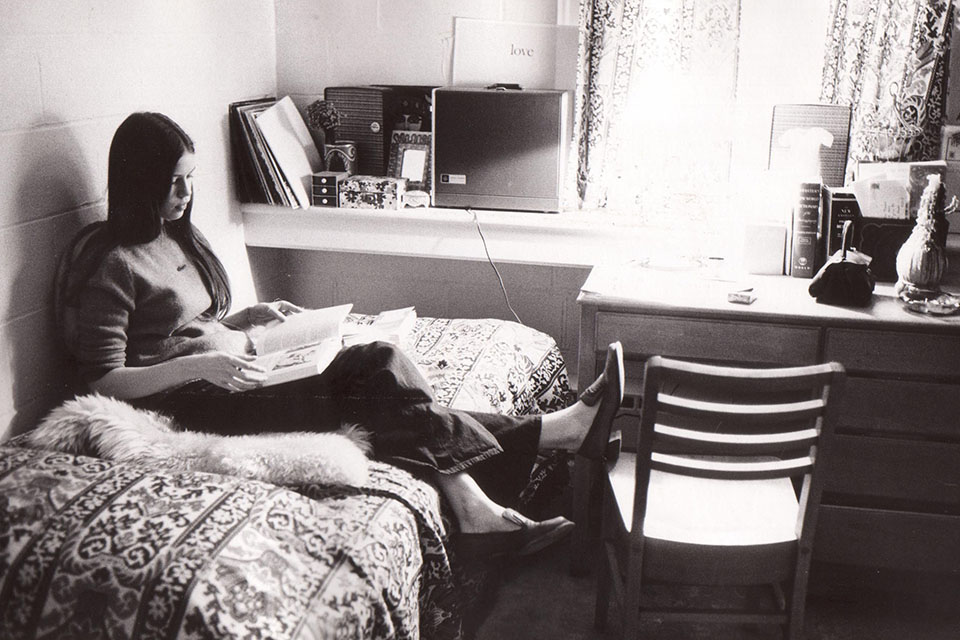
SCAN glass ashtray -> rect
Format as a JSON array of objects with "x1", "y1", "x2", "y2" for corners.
[{"x1": 899, "y1": 291, "x2": 960, "y2": 316}]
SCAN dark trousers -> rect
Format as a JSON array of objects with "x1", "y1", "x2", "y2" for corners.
[{"x1": 135, "y1": 341, "x2": 543, "y2": 506}]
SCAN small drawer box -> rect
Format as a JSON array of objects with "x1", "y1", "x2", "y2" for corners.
[
  {"x1": 311, "y1": 171, "x2": 348, "y2": 207},
  {"x1": 338, "y1": 175, "x2": 407, "y2": 210}
]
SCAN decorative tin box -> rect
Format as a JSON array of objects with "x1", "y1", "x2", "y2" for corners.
[
  {"x1": 338, "y1": 175, "x2": 407, "y2": 210},
  {"x1": 311, "y1": 171, "x2": 348, "y2": 207}
]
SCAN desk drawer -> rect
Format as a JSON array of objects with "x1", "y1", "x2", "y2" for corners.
[
  {"x1": 823, "y1": 435, "x2": 960, "y2": 510},
  {"x1": 816, "y1": 505, "x2": 960, "y2": 573},
  {"x1": 596, "y1": 313, "x2": 820, "y2": 365},
  {"x1": 839, "y1": 378, "x2": 960, "y2": 439},
  {"x1": 824, "y1": 328, "x2": 960, "y2": 378}
]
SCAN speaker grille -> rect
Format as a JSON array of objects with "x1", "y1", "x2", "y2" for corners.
[{"x1": 324, "y1": 87, "x2": 390, "y2": 176}]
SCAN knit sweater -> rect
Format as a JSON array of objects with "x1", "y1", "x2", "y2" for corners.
[{"x1": 69, "y1": 226, "x2": 248, "y2": 382}]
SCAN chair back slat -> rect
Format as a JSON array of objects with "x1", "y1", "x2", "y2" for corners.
[
  {"x1": 650, "y1": 452, "x2": 815, "y2": 481},
  {"x1": 661, "y1": 359, "x2": 842, "y2": 392},
  {"x1": 653, "y1": 423, "x2": 820, "y2": 458},
  {"x1": 657, "y1": 393, "x2": 826, "y2": 424}
]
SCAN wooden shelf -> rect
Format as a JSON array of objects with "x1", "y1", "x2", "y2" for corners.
[{"x1": 241, "y1": 203, "x2": 688, "y2": 267}]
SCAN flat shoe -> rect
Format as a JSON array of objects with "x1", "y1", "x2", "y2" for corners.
[
  {"x1": 455, "y1": 509, "x2": 575, "y2": 559},
  {"x1": 576, "y1": 341, "x2": 624, "y2": 461}
]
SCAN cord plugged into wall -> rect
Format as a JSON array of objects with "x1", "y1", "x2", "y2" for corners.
[{"x1": 467, "y1": 208, "x2": 523, "y2": 325}]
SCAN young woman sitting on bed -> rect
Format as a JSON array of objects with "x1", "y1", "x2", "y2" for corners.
[{"x1": 61, "y1": 112, "x2": 624, "y2": 559}]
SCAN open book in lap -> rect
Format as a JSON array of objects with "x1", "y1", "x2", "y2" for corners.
[
  {"x1": 342, "y1": 306, "x2": 417, "y2": 348},
  {"x1": 248, "y1": 303, "x2": 353, "y2": 386}
]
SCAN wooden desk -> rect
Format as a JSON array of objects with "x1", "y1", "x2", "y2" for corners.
[{"x1": 571, "y1": 267, "x2": 960, "y2": 578}]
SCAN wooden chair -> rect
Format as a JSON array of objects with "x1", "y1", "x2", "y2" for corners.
[{"x1": 594, "y1": 356, "x2": 845, "y2": 639}]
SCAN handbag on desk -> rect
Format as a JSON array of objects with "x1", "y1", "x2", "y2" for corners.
[{"x1": 808, "y1": 220, "x2": 876, "y2": 307}]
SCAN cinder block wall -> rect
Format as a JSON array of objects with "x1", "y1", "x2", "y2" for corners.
[{"x1": 0, "y1": 1, "x2": 278, "y2": 438}]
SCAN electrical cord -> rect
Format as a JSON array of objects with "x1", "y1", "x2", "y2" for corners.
[{"x1": 467, "y1": 208, "x2": 523, "y2": 325}]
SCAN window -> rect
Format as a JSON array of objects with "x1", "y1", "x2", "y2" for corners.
[{"x1": 573, "y1": 0, "x2": 832, "y2": 243}]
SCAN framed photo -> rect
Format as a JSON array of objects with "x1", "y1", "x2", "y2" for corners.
[{"x1": 388, "y1": 131, "x2": 432, "y2": 192}]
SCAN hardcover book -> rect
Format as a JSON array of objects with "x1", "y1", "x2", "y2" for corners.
[
  {"x1": 790, "y1": 181, "x2": 821, "y2": 278},
  {"x1": 821, "y1": 186, "x2": 861, "y2": 262}
]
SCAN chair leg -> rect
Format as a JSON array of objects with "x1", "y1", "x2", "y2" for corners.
[
  {"x1": 595, "y1": 485, "x2": 620, "y2": 631},
  {"x1": 570, "y1": 455, "x2": 600, "y2": 576},
  {"x1": 622, "y1": 575, "x2": 641, "y2": 640},
  {"x1": 594, "y1": 541, "x2": 612, "y2": 630},
  {"x1": 786, "y1": 556, "x2": 813, "y2": 640},
  {"x1": 621, "y1": 545, "x2": 644, "y2": 640}
]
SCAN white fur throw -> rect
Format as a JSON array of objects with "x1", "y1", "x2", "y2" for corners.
[{"x1": 30, "y1": 393, "x2": 371, "y2": 488}]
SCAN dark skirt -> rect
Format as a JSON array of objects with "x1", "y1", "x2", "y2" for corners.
[{"x1": 133, "y1": 341, "x2": 543, "y2": 505}]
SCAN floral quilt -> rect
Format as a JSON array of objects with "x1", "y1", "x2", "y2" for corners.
[{"x1": 0, "y1": 317, "x2": 574, "y2": 640}]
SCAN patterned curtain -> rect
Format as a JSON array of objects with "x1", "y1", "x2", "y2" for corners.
[
  {"x1": 820, "y1": 0, "x2": 954, "y2": 163},
  {"x1": 571, "y1": 0, "x2": 741, "y2": 225}
]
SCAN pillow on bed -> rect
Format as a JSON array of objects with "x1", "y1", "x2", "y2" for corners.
[{"x1": 28, "y1": 393, "x2": 371, "y2": 488}]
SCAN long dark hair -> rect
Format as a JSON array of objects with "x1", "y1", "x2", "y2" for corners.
[{"x1": 104, "y1": 112, "x2": 232, "y2": 318}]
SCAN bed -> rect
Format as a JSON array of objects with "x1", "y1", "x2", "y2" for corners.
[{"x1": 0, "y1": 315, "x2": 574, "y2": 640}]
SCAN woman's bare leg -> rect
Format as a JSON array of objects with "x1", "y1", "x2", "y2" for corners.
[
  {"x1": 537, "y1": 400, "x2": 599, "y2": 451},
  {"x1": 435, "y1": 471, "x2": 519, "y2": 533},
  {"x1": 539, "y1": 341, "x2": 624, "y2": 455},
  {"x1": 437, "y1": 468, "x2": 576, "y2": 559},
  {"x1": 436, "y1": 399, "x2": 603, "y2": 533}
]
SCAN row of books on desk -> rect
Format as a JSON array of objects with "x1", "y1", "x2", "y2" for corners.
[{"x1": 788, "y1": 161, "x2": 946, "y2": 282}]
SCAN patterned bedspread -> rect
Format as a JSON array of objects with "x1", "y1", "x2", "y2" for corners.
[
  {"x1": 359, "y1": 315, "x2": 573, "y2": 417},
  {"x1": 0, "y1": 317, "x2": 574, "y2": 640}
]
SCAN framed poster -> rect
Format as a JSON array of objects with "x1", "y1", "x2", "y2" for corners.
[
  {"x1": 388, "y1": 131, "x2": 432, "y2": 192},
  {"x1": 452, "y1": 18, "x2": 578, "y2": 91}
]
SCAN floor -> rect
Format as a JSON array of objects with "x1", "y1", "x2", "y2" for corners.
[{"x1": 474, "y1": 542, "x2": 960, "y2": 640}]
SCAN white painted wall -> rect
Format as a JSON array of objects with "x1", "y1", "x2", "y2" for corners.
[
  {"x1": 0, "y1": 0, "x2": 277, "y2": 438},
  {"x1": 276, "y1": 0, "x2": 562, "y2": 104}
]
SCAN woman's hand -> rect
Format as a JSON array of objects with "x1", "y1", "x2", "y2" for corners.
[
  {"x1": 244, "y1": 300, "x2": 305, "y2": 327},
  {"x1": 89, "y1": 349, "x2": 268, "y2": 400},
  {"x1": 192, "y1": 351, "x2": 268, "y2": 392}
]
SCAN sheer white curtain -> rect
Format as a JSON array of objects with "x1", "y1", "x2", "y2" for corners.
[{"x1": 572, "y1": 0, "x2": 742, "y2": 234}]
